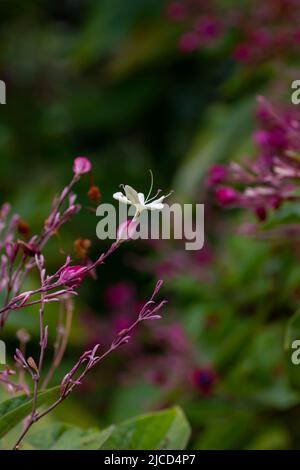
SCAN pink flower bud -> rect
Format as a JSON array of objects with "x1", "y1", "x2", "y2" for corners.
[
  {"x1": 5, "y1": 242, "x2": 18, "y2": 262},
  {"x1": 73, "y1": 157, "x2": 92, "y2": 175},
  {"x1": 207, "y1": 165, "x2": 227, "y2": 186},
  {"x1": 117, "y1": 220, "x2": 138, "y2": 241},
  {"x1": 270, "y1": 195, "x2": 281, "y2": 210},
  {"x1": 255, "y1": 206, "x2": 267, "y2": 222},
  {"x1": 195, "y1": 16, "x2": 222, "y2": 42},
  {"x1": 216, "y1": 187, "x2": 239, "y2": 206},
  {"x1": 19, "y1": 242, "x2": 40, "y2": 257},
  {"x1": 59, "y1": 265, "x2": 86, "y2": 287},
  {"x1": 254, "y1": 130, "x2": 270, "y2": 147}
]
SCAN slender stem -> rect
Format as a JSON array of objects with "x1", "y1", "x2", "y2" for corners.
[
  {"x1": 13, "y1": 421, "x2": 33, "y2": 450},
  {"x1": 42, "y1": 299, "x2": 73, "y2": 389},
  {"x1": 14, "y1": 265, "x2": 47, "y2": 450}
]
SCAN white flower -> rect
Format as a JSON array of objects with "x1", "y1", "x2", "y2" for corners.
[{"x1": 113, "y1": 174, "x2": 172, "y2": 216}]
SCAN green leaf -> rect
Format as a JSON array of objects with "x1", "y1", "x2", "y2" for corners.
[
  {"x1": 245, "y1": 426, "x2": 290, "y2": 450},
  {"x1": 254, "y1": 379, "x2": 300, "y2": 409},
  {"x1": 0, "y1": 386, "x2": 60, "y2": 439},
  {"x1": 28, "y1": 407, "x2": 190, "y2": 450},
  {"x1": 262, "y1": 202, "x2": 300, "y2": 230},
  {"x1": 28, "y1": 423, "x2": 114, "y2": 450},
  {"x1": 101, "y1": 406, "x2": 191, "y2": 450}
]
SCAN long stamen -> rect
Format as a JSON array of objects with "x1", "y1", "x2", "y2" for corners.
[
  {"x1": 145, "y1": 170, "x2": 154, "y2": 203},
  {"x1": 165, "y1": 190, "x2": 174, "y2": 199},
  {"x1": 146, "y1": 189, "x2": 162, "y2": 203},
  {"x1": 149, "y1": 189, "x2": 174, "y2": 204}
]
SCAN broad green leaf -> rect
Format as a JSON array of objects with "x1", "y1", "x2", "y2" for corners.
[
  {"x1": 214, "y1": 319, "x2": 257, "y2": 371},
  {"x1": 254, "y1": 379, "x2": 300, "y2": 409},
  {"x1": 28, "y1": 423, "x2": 114, "y2": 450},
  {"x1": 0, "y1": 386, "x2": 60, "y2": 439},
  {"x1": 101, "y1": 407, "x2": 190, "y2": 450}
]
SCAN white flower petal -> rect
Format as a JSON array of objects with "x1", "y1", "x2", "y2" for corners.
[
  {"x1": 113, "y1": 192, "x2": 132, "y2": 204},
  {"x1": 124, "y1": 185, "x2": 140, "y2": 204},
  {"x1": 151, "y1": 196, "x2": 166, "y2": 204},
  {"x1": 146, "y1": 202, "x2": 164, "y2": 210},
  {"x1": 138, "y1": 193, "x2": 145, "y2": 205}
]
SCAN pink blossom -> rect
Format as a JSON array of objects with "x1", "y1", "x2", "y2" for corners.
[
  {"x1": 210, "y1": 98, "x2": 300, "y2": 221},
  {"x1": 179, "y1": 32, "x2": 200, "y2": 53},
  {"x1": 254, "y1": 130, "x2": 270, "y2": 147},
  {"x1": 267, "y1": 128, "x2": 287, "y2": 149},
  {"x1": 5, "y1": 242, "x2": 18, "y2": 262},
  {"x1": 207, "y1": 165, "x2": 227, "y2": 186},
  {"x1": 216, "y1": 187, "x2": 239, "y2": 206},
  {"x1": 73, "y1": 157, "x2": 92, "y2": 175},
  {"x1": 167, "y1": 0, "x2": 300, "y2": 64},
  {"x1": 59, "y1": 265, "x2": 87, "y2": 287},
  {"x1": 195, "y1": 16, "x2": 222, "y2": 42},
  {"x1": 254, "y1": 206, "x2": 267, "y2": 222}
]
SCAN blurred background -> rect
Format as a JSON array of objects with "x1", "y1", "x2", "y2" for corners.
[{"x1": 1, "y1": 0, "x2": 300, "y2": 449}]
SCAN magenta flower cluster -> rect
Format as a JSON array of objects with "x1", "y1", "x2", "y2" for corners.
[
  {"x1": 167, "y1": 0, "x2": 300, "y2": 63},
  {"x1": 208, "y1": 97, "x2": 300, "y2": 222}
]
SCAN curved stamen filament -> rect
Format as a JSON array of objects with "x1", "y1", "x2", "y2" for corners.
[
  {"x1": 145, "y1": 169, "x2": 154, "y2": 202},
  {"x1": 146, "y1": 189, "x2": 162, "y2": 203}
]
